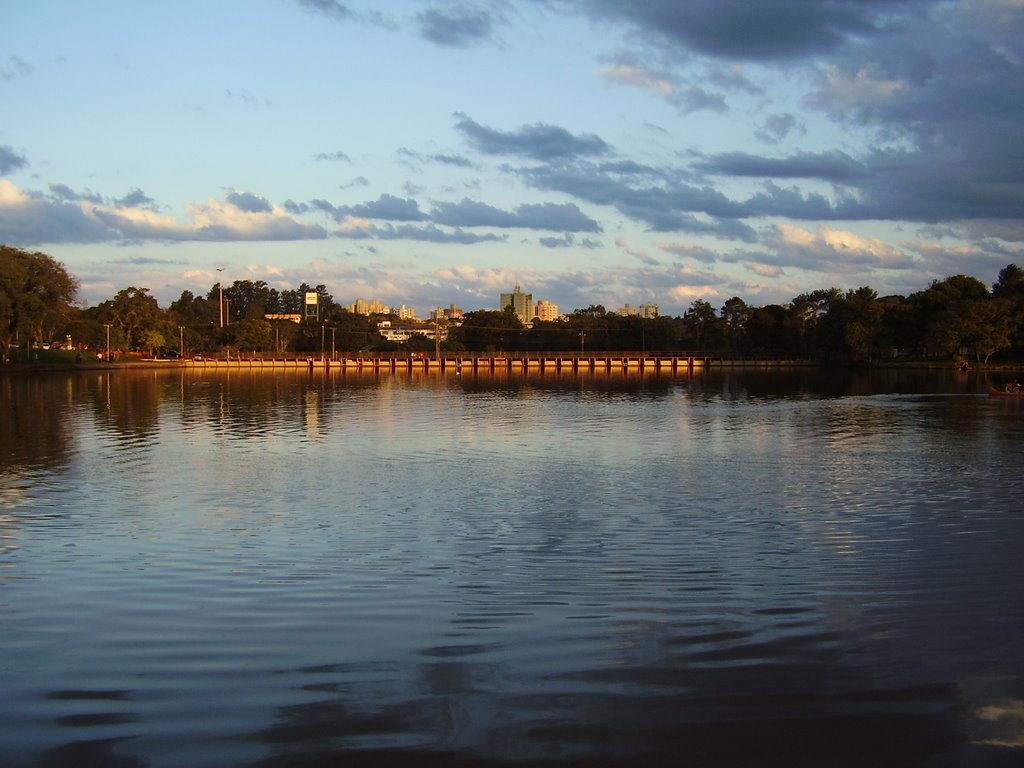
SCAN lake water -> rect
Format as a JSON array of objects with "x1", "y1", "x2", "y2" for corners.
[{"x1": 2, "y1": 367, "x2": 1023, "y2": 767}]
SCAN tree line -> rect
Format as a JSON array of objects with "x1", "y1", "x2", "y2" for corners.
[{"x1": 2, "y1": 245, "x2": 1023, "y2": 364}]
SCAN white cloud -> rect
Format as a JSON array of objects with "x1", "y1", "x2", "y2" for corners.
[
  {"x1": 87, "y1": 194, "x2": 328, "y2": 242},
  {"x1": 822, "y1": 65, "x2": 907, "y2": 104}
]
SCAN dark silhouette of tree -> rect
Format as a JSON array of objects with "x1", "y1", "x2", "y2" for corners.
[
  {"x1": 451, "y1": 309, "x2": 523, "y2": 351},
  {"x1": 0, "y1": 245, "x2": 79, "y2": 354}
]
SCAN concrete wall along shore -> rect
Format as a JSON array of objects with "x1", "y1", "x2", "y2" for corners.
[{"x1": 183, "y1": 354, "x2": 729, "y2": 373}]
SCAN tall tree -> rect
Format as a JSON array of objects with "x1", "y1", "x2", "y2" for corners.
[
  {"x1": 681, "y1": 299, "x2": 720, "y2": 351},
  {"x1": 0, "y1": 246, "x2": 80, "y2": 354},
  {"x1": 720, "y1": 296, "x2": 750, "y2": 353},
  {"x1": 100, "y1": 287, "x2": 163, "y2": 352}
]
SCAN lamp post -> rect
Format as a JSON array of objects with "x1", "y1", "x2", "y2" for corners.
[
  {"x1": 104, "y1": 323, "x2": 111, "y2": 362},
  {"x1": 216, "y1": 267, "x2": 225, "y2": 328},
  {"x1": 179, "y1": 325, "x2": 184, "y2": 358},
  {"x1": 331, "y1": 327, "x2": 336, "y2": 361},
  {"x1": 320, "y1": 323, "x2": 325, "y2": 360}
]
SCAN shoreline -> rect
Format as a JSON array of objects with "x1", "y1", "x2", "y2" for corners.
[{"x1": 3, "y1": 356, "x2": 1023, "y2": 374}]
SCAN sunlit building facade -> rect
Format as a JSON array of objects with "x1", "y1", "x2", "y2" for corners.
[
  {"x1": 500, "y1": 285, "x2": 533, "y2": 323},
  {"x1": 534, "y1": 299, "x2": 559, "y2": 321}
]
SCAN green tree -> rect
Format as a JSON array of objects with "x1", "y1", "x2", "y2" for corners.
[
  {"x1": 681, "y1": 299, "x2": 721, "y2": 351},
  {"x1": 961, "y1": 298, "x2": 1016, "y2": 365},
  {"x1": 911, "y1": 275, "x2": 991, "y2": 358},
  {"x1": 140, "y1": 328, "x2": 167, "y2": 357},
  {"x1": 720, "y1": 296, "x2": 750, "y2": 354},
  {"x1": 100, "y1": 287, "x2": 163, "y2": 352},
  {"x1": 0, "y1": 246, "x2": 80, "y2": 355},
  {"x1": 992, "y1": 264, "x2": 1024, "y2": 357},
  {"x1": 743, "y1": 304, "x2": 791, "y2": 357},
  {"x1": 451, "y1": 309, "x2": 523, "y2": 352},
  {"x1": 223, "y1": 318, "x2": 275, "y2": 353}
]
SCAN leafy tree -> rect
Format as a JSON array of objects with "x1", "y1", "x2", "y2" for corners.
[
  {"x1": 743, "y1": 304, "x2": 791, "y2": 357},
  {"x1": 451, "y1": 309, "x2": 523, "y2": 351},
  {"x1": 224, "y1": 279, "x2": 281, "y2": 320},
  {"x1": 322, "y1": 309, "x2": 376, "y2": 353},
  {"x1": 0, "y1": 246, "x2": 79, "y2": 355},
  {"x1": 960, "y1": 298, "x2": 1015, "y2": 364},
  {"x1": 223, "y1": 318, "x2": 275, "y2": 353},
  {"x1": 99, "y1": 287, "x2": 163, "y2": 352},
  {"x1": 140, "y1": 328, "x2": 167, "y2": 357},
  {"x1": 910, "y1": 275, "x2": 991, "y2": 358},
  {"x1": 992, "y1": 263, "x2": 1024, "y2": 357},
  {"x1": 720, "y1": 297, "x2": 750, "y2": 353},
  {"x1": 681, "y1": 299, "x2": 721, "y2": 351}
]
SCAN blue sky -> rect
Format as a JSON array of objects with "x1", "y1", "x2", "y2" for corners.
[{"x1": 2, "y1": 0, "x2": 1022, "y2": 316}]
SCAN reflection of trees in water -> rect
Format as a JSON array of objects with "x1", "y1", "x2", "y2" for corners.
[
  {"x1": 35, "y1": 735, "x2": 147, "y2": 768},
  {"x1": 0, "y1": 375, "x2": 77, "y2": 471},
  {"x1": 175, "y1": 371, "x2": 386, "y2": 439},
  {"x1": 455, "y1": 370, "x2": 684, "y2": 399},
  {"x1": 86, "y1": 372, "x2": 163, "y2": 439}
]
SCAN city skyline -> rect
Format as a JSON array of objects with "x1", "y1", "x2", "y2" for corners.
[{"x1": 2, "y1": 1, "x2": 1022, "y2": 316}]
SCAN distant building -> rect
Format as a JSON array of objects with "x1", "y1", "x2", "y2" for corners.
[
  {"x1": 377, "y1": 319, "x2": 444, "y2": 343},
  {"x1": 349, "y1": 298, "x2": 390, "y2": 315},
  {"x1": 639, "y1": 303, "x2": 659, "y2": 319},
  {"x1": 534, "y1": 299, "x2": 559, "y2": 321},
  {"x1": 618, "y1": 303, "x2": 660, "y2": 319},
  {"x1": 376, "y1": 320, "x2": 411, "y2": 342},
  {"x1": 264, "y1": 313, "x2": 303, "y2": 324},
  {"x1": 500, "y1": 285, "x2": 533, "y2": 323},
  {"x1": 393, "y1": 304, "x2": 417, "y2": 321},
  {"x1": 430, "y1": 304, "x2": 464, "y2": 324}
]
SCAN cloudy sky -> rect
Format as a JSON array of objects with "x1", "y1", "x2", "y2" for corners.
[{"x1": 2, "y1": 0, "x2": 1022, "y2": 315}]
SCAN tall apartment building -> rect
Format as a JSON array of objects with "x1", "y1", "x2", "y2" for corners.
[
  {"x1": 534, "y1": 299, "x2": 559, "y2": 321},
  {"x1": 500, "y1": 285, "x2": 533, "y2": 323},
  {"x1": 619, "y1": 302, "x2": 660, "y2": 319},
  {"x1": 349, "y1": 298, "x2": 390, "y2": 315},
  {"x1": 639, "y1": 303, "x2": 660, "y2": 319},
  {"x1": 430, "y1": 304, "x2": 464, "y2": 322}
]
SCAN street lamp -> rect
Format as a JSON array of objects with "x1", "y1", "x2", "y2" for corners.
[
  {"x1": 216, "y1": 267, "x2": 225, "y2": 328},
  {"x1": 104, "y1": 323, "x2": 111, "y2": 362}
]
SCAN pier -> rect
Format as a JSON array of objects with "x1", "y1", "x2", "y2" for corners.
[{"x1": 183, "y1": 352, "x2": 716, "y2": 373}]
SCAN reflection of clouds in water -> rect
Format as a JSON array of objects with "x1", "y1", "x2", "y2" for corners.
[{"x1": 974, "y1": 699, "x2": 1024, "y2": 747}]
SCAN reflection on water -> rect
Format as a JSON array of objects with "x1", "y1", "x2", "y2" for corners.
[{"x1": 1, "y1": 368, "x2": 1023, "y2": 767}]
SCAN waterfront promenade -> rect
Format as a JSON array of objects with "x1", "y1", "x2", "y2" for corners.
[{"x1": 184, "y1": 352, "x2": 721, "y2": 373}]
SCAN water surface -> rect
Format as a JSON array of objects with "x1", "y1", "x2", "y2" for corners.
[{"x1": 2, "y1": 368, "x2": 1022, "y2": 767}]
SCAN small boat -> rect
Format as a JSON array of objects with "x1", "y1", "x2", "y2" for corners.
[{"x1": 989, "y1": 386, "x2": 1024, "y2": 397}]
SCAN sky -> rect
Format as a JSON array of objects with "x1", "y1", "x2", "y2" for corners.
[{"x1": 2, "y1": 0, "x2": 1023, "y2": 317}]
